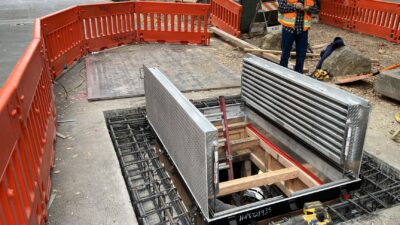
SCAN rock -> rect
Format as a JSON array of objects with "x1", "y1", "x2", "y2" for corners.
[
  {"x1": 321, "y1": 46, "x2": 371, "y2": 77},
  {"x1": 259, "y1": 31, "x2": 281, "y2": 50},
  {"x1": 374, "y1": 69, "x2": 400, "y2": 101}
]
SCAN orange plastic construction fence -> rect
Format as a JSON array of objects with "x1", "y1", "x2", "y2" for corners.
[
  {"x1": 210, "y1": 0, "x2": 242, "y2": 37},
  {"x1": 320, "y1": 0, "x2": 400, "y2": 44},
  {"x1": 0, "y1": 2, "x2": 210, "y2": 225},
  {"x1": 0, "y1": 20, "x2": 55, "y2": 225}
]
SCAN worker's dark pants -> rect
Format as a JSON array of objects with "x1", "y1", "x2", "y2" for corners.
[{"x1": 280, "y1": 28, "x2": 308, "y2": 74}]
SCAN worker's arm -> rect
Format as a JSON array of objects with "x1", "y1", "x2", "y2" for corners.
[{"x1": 278, "y1": 0, "x2": 297, "y2": 13}]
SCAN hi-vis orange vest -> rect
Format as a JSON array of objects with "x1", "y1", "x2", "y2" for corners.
[{"x1": 278, "y1": 0, "x2": 314, "y2": 31}]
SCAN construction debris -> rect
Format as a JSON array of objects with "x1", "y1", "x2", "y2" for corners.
[
  {"x1": 374, "y1": 68, "x2": 400, "y2": 101},
  {"x1": 321, "y1": 46, "x2": 372, "y2": 77},
  {"x1": 335, "y1": 63, "x2": 400, "y2": 85}
]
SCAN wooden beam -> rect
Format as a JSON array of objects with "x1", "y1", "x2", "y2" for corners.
[
  {"x1": 218, "y1": 167, "x2": 299, "y2": 196},
  {"x1": 275, "y1": 182, "x2": 294, "y2": 197},
  {"x1": 219, "y1": 149, "x2": 251, "y2": 161},
  {"x1": 210, "y1": 27, "x2": 309, "y2": 73},
  {"x1": 219, "y1": 137, "x2": 259, "y2": 152},
  {"x1": 250, "y1": 151, "x2": 299, "y2": 197},
  {"x1": 244, "y1": 48, "x2": 320, "y2": 57},
  {"x1": 210, "y1": 27, "x2": 280, "y2": 63},
  {"x1": 245, "y1": 127, "x2": 320, "y2": 188},
  {"x1": 215, "y1": 121, "x2": 249, "y2": 132},
  {"x1": 241, "y1": 160, "x2": 252, "y2": 177}
]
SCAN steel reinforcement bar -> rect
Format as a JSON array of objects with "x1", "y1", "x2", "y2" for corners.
[
  {"x1": 106, "y1": 108, "x2": 192, "y2": 225},
  {"x1": 0, "y1": 2, "x2": 210, "y2": 225},
  {"x1": 105, "y1": 98, "x2": 400, "y2": 225},
  {"x1": 320, "y1": 0, "x2": 400, "y2": 44}
]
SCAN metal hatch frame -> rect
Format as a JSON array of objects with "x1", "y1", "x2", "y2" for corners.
[{"x1": 144, "y1": 66, "x2": 218, "y2": 219}]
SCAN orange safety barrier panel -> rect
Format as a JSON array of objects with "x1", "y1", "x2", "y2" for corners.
[
  {"x1": 0, "y1": 2, "x2": 210, "y2": 225},
  {"x1": 135, "y1": 2, "x2": 210, "y2": 45},
  {"x1": 80, "y1": 2, "x2": 136, "y2": 52},
  {"x1": 0, "y1": 20, "x2": 56, "y2": 225},
  {"x1": 353, "y1": 0, "x2": 400, "y2": 44},
  {"x1": 40, "y1": 6, "x2": 86, "y2": 77},
  {"x1": 210, "y1": 0, "x2": 242, "y2": 37},
  {"x1": 320, "y1": 0, "x2": 400, "y2": 44},
  {"x1": 319, "y1": 0, "x2": 356, "y2": 30}
]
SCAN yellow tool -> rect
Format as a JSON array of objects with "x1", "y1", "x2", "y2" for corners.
[
  {"x1": 274, "y1": 201, "x2": 333, "y2": 225},
  {"x1": 395, "y1": 112, "x2": 400, "y2": 123},
  {"x1": 312, "y1": 69, "x2": 330, "y2": 81}
]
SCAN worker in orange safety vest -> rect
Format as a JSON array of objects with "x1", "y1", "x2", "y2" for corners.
[{"x1": 278, "y1": 0, "x2": 318, "y2": 74}]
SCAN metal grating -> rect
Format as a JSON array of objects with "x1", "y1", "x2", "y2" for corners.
[
  {"x1": 106, "y1": 108, "x2": 192, "y2": 225},
  {"x1": 144, "y1": 66, "x2": 218, "y2": 219},
  {"x1": 241, "y1": 54, "x2": 370, "y2": 176},
  {"x1": 327, "y1": 155, "x2": 400, "y2": 223}
]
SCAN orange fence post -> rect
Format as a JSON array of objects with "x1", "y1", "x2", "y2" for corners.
[{"x1": 210, "y1": 0, "x2": 242, "y2": 37}]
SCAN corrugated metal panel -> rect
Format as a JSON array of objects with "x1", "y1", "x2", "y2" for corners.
[
  {"x1": 144, "y1": 66, "x2": 218, "y2": 218},
  {"x1": 241, "y1": 54, "x2": 370, "y2": 176}
]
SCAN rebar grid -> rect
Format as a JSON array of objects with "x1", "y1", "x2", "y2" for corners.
[
  {"x1": 106, "y1": 97, "x2": 400, "y2": 224},
  {"x1": 106, "y1": 108, "x2": 192, "y2": 225}
]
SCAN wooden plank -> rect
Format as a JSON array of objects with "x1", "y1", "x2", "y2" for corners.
[
  {"x1": 245, "y1": 127, "x2": 320, "y2": 187},
  {"x1": 219, "y1": 149, "x2": 251, "y2": 161},
  {"x1": 311, "y1": 43, "x2": 328, "y2": 49},
  {"x1": 242, "y1": 160, "x2": 252, "y2": 177},
  {"x1": 219, "y1": 130, "x2": 245, "y2": 141},
  {"x1": 334, "y1": 63, "x2": 400, "y2": 84},
  {"x1": 275, "y1": 182, "x2": 294, "y2": 197},
  {"x1": 210, "y1": 27, "x2": 311, "y2": 73},
  {"x1": 210, "y1": 27, "x2": 280, "y2": 63},
  {"x1": 244, "y1": 48, "x2": 320, "y2": 57},
  {"x1": 219, "y1": 137, "x2": 259, "y2": 152},
  {"x1": 218, "y1": 167, "x2": 299, "y2": 196},
  {"x1": 215, "y1": 121, "x2": 249, "y2": 132},
  {"x1": 250, "y1": 151, "x2": 301, "y2": 196}
]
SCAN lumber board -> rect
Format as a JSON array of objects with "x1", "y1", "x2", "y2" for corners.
[
  {"x1": 219, "y1": 137, "x2": 259, "y2": 152},
  {"x1": 244, "y1": 48, "x2": 320, "y2": 57},
  {"x1": 250, "y1": 150, "x2": 302, "y2": 196},
  {"x1": 219, "y1": 149, "x2": 251, "y2": 161},
  {"x1": 216, "y1": 121, "x2": 249, "y2": 132},
  {"x1": 245, "y1": 127, "x2": 320, "y2": 187},
  {"x1": 242, "y1": 160, "x2": 252, "y2": 177},
  {"x1": 210, "y1": 27, "x2": 280, "y2": 63},
  {"x1": 210, "y1": 27, "x2": 310, "y2": 73},
  {"x1": 218, "y1": 167, "x2": 299, "y2": 196}
]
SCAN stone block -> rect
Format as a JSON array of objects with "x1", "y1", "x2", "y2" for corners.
[{"x1": 374, "y1": 69, "x2": 400, "y2": 101}]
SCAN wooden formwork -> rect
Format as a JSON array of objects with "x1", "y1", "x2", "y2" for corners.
[{"x1": 214, "y1": 119, "x2": 323, "y2": 197}]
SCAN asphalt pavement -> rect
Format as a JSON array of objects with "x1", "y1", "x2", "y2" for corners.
[{"x1": 0, "y1": 0, "x2": 104, "y2": 87}]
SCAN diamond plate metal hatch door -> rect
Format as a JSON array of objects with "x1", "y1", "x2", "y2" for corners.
[
  {"x1": 144, "y1": 66, "x2": 218, "y2": 219},
  {"x1": 241, "y1": 54, "x2": 370, "y2": 177}
]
